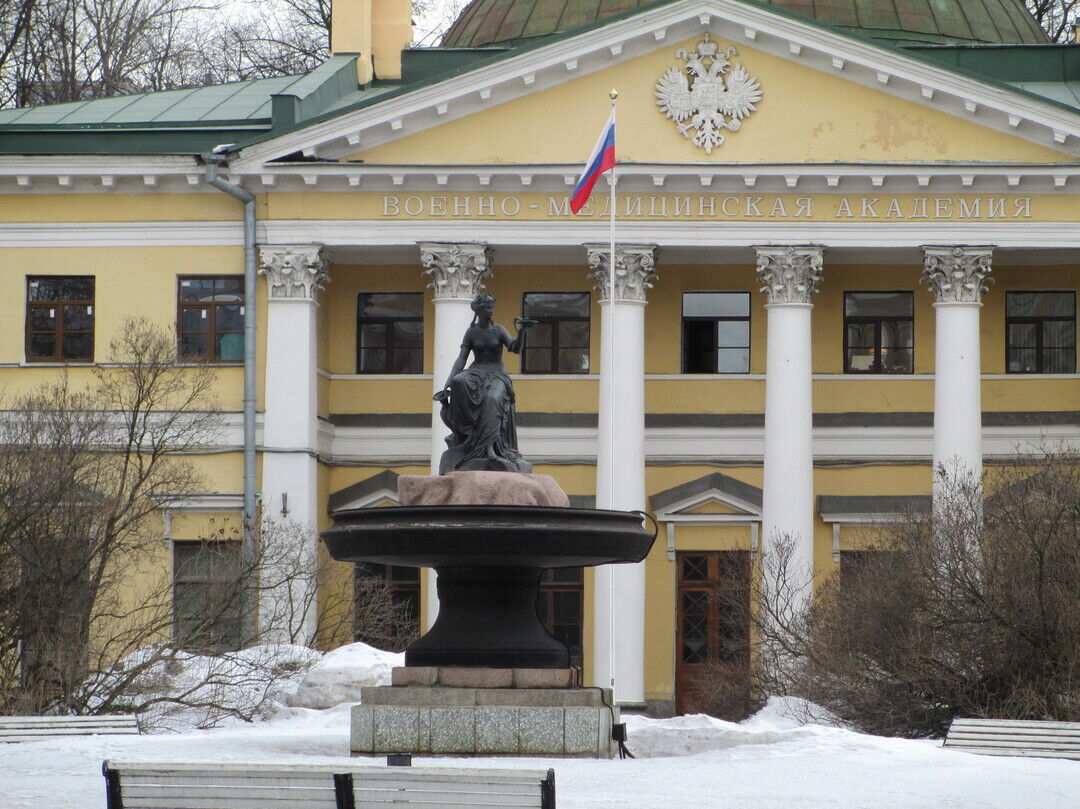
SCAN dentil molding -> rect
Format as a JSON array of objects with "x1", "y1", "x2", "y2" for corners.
[
  {"x1": 419, "y1": 242, "x2": 493, "y2": 300},
  {"x1": 259, "y1": 244, "x2": 329, "y2": 300},
  {"x1": 755, "y1": 245, "x2": 824, "y2": 305},
  {"x1": 585, "y1": 244, "x2": 658, "y2": 302},
  {"x1": 921, "y1": 246, "x2": 994, "y2": 304}
]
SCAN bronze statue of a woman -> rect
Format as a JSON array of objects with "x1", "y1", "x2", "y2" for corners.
[{"x1": 434, "y1": 293, "x2": 536, "y2": 474}]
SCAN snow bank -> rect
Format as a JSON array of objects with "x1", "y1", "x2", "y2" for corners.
[
  {"x1": 285, "y1": 642, "x2": 404, "y2": 709},
  {"x1": 624, "y1": 697, "x2": 844, "y2": 758}
]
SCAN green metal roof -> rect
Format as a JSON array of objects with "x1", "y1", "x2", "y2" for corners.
[{"x1": 442, "y1": 0, "x2": 1049, "y2": 47}]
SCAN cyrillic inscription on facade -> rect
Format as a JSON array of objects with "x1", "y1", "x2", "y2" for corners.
[{"x1": 380, "y1": 194, "x2": 1034, "y2": 221}]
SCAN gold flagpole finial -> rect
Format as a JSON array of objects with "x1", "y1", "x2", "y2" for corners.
[{"x1": 609, "y1": 89, "x2": 618, "y2": 100}]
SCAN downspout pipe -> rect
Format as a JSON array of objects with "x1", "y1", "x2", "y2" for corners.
[{"x1": 202, "y1": 153, "x2": 257, "y2": 644}]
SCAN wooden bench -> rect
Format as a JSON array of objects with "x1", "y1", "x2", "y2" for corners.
[
  {"x1": 943, "y1": 718, "x2": 1080, "y2": 760},
  {"x1": 103, "y1": 761, "x2": 556, "y2": 809},
  {"x1": 0, "y1": 714, "x2": 140, "y2": 743}
]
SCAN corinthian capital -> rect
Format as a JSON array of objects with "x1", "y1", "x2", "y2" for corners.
[
  {"x1": 755, "y1": 246, "x2": 823, "y2": 305},
  {"x1": 419, "y1": 243, "x2": 492, "y2": 301},
  {"x1": 922, "y1": 246, "x2": 994, "y2": 304},
  {"x1": 585, "y1": 244, "x2": 658, "y2": 303},
  {"x1": 259, "y1": 245, "x2": 329, "y2": 300}
]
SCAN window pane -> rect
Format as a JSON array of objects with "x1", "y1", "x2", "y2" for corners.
[
  {"x1": 524, "y1": 292, "x2": 591, "y2": 318},
  {"x1": 682, "y1": 555, "x2": 708, "y2": 581},
  {"x1": 62, "y1": 333, "x2": 92, "y2": 360},
  {"x1": 62, "y1": 277, "x2": 94, "y2": 300},
  {"x1": 557, "y1": 347, "x2": 589, "y2": 373},
  {"x1": 881, "y1": 348, "x2": 912, "y2": 374},
  {"x1": 30, "y1": 307, "x2": 56, "y2": 330},
  {"x1": 845, "y1": 292, "x2": 913, "y2": 317},
  {"x1": 683, "y1": 292, "x2": 749, "y2": 318},
  {"x1": 1007, "y1": 292, "x2": 1075, "y2": 318},
  {"x1": 716, "y1": 320, "x2": 749, "y2": 348},
  {"x1": 528, "y1": 323, "x2": 553, "y2": 348},
  {"x1": 63, "y1": 304, "x2": 93, "y2": 331},
  {"x1": 1007, "y1": 348, "x2": 1037, "y2": 373},
  {"x1": 847, "y1": 347, "x2": 876, "y2": 372},
  {"x1": 716, "y1": 348, "x2": 749, "y2": 373},
  {"x1": 1042, "y1": 320, "x2": 1075, "y2": 349},
  {"x1": 358, "y1": 348, "x2": 387, "y2": 372},
  {"x1": 179, "y1": 278, "x2": 216, "y2": 302},
  {"x1": 28, "y1": 332, "x2": 56, "y2": 358},
  {"x1": 846, "y1": 323, "x2": 875, "y2": 348},
  {"x1": 550, "y1": 567, "x2": 583, "y2": 583},
  {"x1": 523, "y1": 347, "x2": 552, "y2": 373},
  {"x1": 217, "y1": 305, "x2": 243, "y2": 332},
  {"x1": 359, "y1": 322, "x2": 388, "y2": 348},
  {"x1": 1008, "y1": 322, "x2": 1037, "y2": 348},
  {"x1": 182, "y1": 307, "x2": 208, "y2": 333},
  {"x1": 359, "y1": 292, "x2": 422, "y2": 318},
  {"x1": 683, "y1": 319, "x2": 716, "y2": 373},
  {"x1": 180, "y1": 332, "x2": 208, "y2": 359},
  {"x1": 393, "y1": 320, "x2": 423, "y2": 348},
  {"x1": 216, "y1": 333, "x2": 243, "y2": 362},
  {"x1": 28, "y1": 278, "x2": 61, "y2": 301},
  {"x1": 1042, "y1": 349, "x2": 1075, "y2": 374},
  {"x1": 390, "y1": 348, "x2": 422, "y2": 374},
  {"x1": 214, "y1": 278, "x2": 244, "y2": 296},
  {"x1": 881, "y1": 320, "x2": 913, "y2": 350},
  {"x1": 558, "y1": 320, "x2": 589, "y2": 348}
]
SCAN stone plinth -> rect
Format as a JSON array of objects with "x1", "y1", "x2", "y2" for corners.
[
  {"x1": 351, "y1": 686, "x2": 618, "y2": 758},
  {"x1": 398, "y1": 472, "x2": 570, "y2": 507},
  {"x1": 391, "y1": 667, "x2": 581, "y2": 688}
]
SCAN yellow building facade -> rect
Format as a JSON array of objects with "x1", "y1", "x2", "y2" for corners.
[{"x1": 0, "y1": 0, "x2": 1078, "y2": 714}]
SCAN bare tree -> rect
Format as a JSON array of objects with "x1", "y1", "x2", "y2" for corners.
[
  {"x1": 747, "y1": 457, "x2": 1080, "y2": 737},
  {"x1": 1026, "y1": 0, "x2": 1079, "y2": 42}
]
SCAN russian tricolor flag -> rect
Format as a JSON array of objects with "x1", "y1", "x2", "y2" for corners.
[{"x1": 570, "y1": 114, "x2": 615, "y2": 214}]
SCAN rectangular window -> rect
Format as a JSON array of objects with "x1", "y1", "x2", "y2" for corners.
[
  {"x1": 26, "y1": 276, "x2": 95, "y2": 362},
  {"x1": 682, "y1": 292, "x2": 750, "y2": 373},
  {"x1": 357, "y1": 293, "x2": 424, "y2": 373},
  {"x1": 536, "y1": 567, "x2": 583, "y2": 668},
  {"x1": 521, "y1": 292, "x2": 591, "y2": 374},
  {"x1": 173, "y1": 541, "x2": 243, "y2": 653},
  {"x1": 844, "y1": 291, "x2": 914, "y2": 374},
  {"x1": 354, "y1": 562, "x2": 420, "y2": 650},
  {"x1": 1006, "y1": 291, "x2": 1076, "y2": 374},
  {"x1": 177, "y1": 276, "x2": 244, "y2": 362}
]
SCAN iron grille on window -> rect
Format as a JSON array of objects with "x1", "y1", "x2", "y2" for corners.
[
  {"x1": 521, "y1": 292, "x2": 591, "y2": 374},
  {"x1": 26, "y1": 276, "x2": 95, "y2": 362},
  {"x1": 843, "y1": 291, "x2": 914, "y2": 374},
  {"x1": 682, "y1": 292, "x2": 751, "y2": 373},
  {"x1": 357, "y1": 293, "x2": 424, "y2": 373},
  {"x1": 177, "y1": 277, "x2": 244, "y2": 362},
  {"x1": 1006, "y1": 291, "x2": 1076, "y2": 374}
]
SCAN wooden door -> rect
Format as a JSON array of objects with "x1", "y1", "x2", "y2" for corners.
[{"x1": 675, "y1": 550, "x2": 751, "y2": 716}]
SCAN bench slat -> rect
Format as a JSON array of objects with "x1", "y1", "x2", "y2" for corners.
[
  {"x1": 106, "y1": 761, "x2": 548, "y2": 779},
  {"x1": 945, "y1": 746, "x2": 1080, "y2": 759},
  {"x1": 949, "y1": 719, "x2": 1080, "y2": 732},
  {"x1": 944, "y1": 718, "x2": 1080, "y2": 761},
  {"x1": 0, "y1": 715, "x2": 137, "y2": 726}
]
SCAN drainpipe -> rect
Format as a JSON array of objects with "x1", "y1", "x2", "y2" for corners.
[{"x1": 202, "y1": 152, "x2": 258, "y2": 645}]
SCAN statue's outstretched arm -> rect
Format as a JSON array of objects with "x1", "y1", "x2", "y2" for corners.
[{"x1": 505, "y1": 319, "x2": 536, "y2": 354}]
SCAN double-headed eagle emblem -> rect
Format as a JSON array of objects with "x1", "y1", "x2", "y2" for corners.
[{"x1": 655, "y1": 33, "x2": 762, "y2": 153}]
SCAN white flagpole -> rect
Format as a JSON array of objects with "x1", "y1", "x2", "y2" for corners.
[{"x1": 607, "y1": 88, "x2": 617, "y2": 689}]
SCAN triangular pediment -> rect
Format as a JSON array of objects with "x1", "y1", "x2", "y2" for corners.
[
  {"x1": 651, "y1": 472, "x2": 762, "y2": 518},
  {"x1": 234, "y1": 0, "x2": 1079, "y2": 170}
]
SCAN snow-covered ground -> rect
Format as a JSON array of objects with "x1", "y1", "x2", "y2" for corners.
[{"x1": 3, "y1": 645, "x2": 1076, "y2": 808}]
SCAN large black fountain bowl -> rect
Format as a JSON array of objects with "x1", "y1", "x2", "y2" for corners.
[{"x1": 322, "y1": 505, "x2": 656, "y2": 669}]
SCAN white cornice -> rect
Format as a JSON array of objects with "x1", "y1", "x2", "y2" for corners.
[
  {"x1": 230, "y1": 0, "x2": 1080, "y2": 168},
  {"x1": 1, "y1": 218, "x2": 1074, "y2": 249}
]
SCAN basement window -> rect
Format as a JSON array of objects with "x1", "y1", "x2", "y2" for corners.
[
  {"x1": 26, "y1": 276, "x2": 95, "y2": 362},
  {"x1": 173, "y1": 540, "x2": 243, "y2": 653}
]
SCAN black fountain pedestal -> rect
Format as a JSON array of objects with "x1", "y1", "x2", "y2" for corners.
[
  {"x1": 321, "y1": 478, "x2": 657, "y2": 758},
  {"x1": 321, "y1": 503, "x2": 654, "y2": 669}
]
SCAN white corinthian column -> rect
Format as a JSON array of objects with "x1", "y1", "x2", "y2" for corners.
[
  {"x1": 922, "y1": 246, "x2": 993, "y2": 500},
  {"x1": 419, "y1": 242, "x2": 492, "y2": 629},
  {"x1": 586, "y1": 243, "x2": 657, "y2": 706},
  {"x1": 756, "y1": 246, "x2": 823, "y2": 614},
  {"x1": 258, "y1": 244, "x2": 329, "y2": 644}
]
